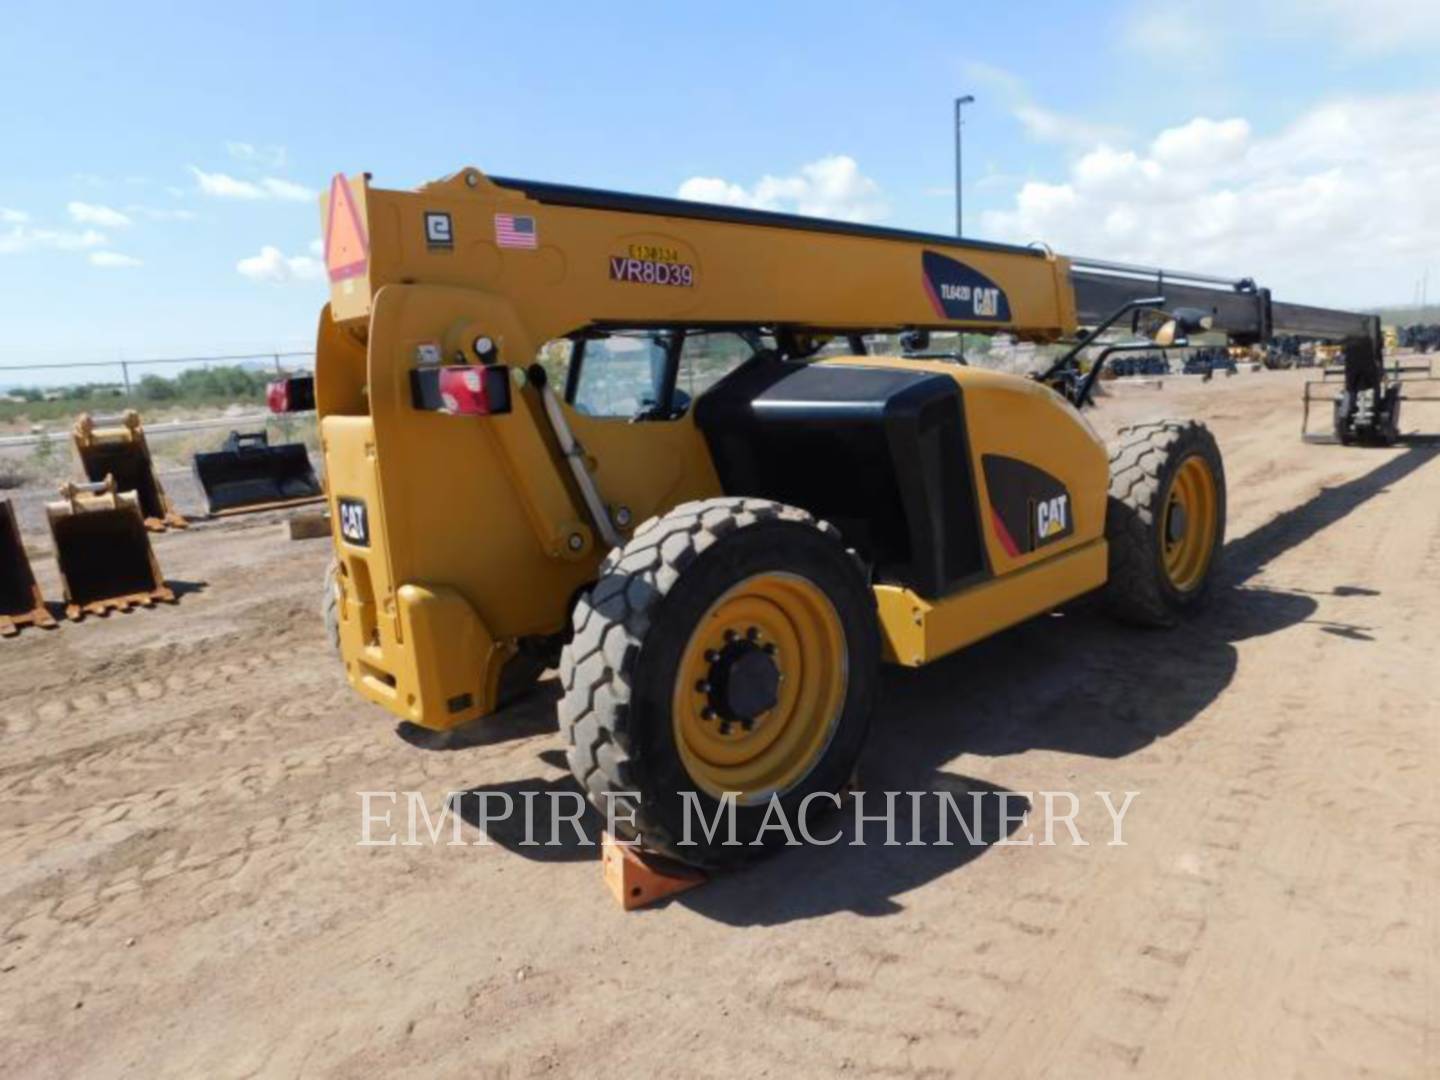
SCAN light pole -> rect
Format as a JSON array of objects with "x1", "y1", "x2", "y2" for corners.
[{"x1": 955, "y1": 94, "x2": 975, "y2": 237}]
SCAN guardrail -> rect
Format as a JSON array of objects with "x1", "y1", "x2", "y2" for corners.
[
  {"x1": 0, "y1": 350, "x2": 315, "y2": 396},
  {"x1": 0, "y1": 411, "x2": 307, "y2": 450}
]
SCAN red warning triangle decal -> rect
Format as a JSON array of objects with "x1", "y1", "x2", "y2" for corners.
[{"x1": 325, "y1": 174, "x2": 368, "y2": 283}]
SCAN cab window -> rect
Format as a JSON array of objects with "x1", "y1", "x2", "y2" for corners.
[
  {"x1": 674, "y1": 332, "x2": 761, "y2": 406},
  {"x1": 567, "y1": 330, "x2": 766, "y2": 420},
  {"x1": 571, "y1": 333, "x2": 671, "y2": 418}
]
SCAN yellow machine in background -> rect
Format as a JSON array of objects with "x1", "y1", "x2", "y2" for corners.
[{"x1": 311, "y1": 166, "x2": 1226, "y2": 863}]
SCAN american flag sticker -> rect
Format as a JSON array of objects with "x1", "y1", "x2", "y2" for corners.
[{"x1": 494, "y1": 213, "x2": 538, "y2": 249}]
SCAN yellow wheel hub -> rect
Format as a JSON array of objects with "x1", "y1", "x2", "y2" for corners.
[
  {"x1": 1162, "y1": 455, "x2": 1218, "y2": 592},
  {"x1": 672, "y1": 572, "x2": 847, "y2": 804}
]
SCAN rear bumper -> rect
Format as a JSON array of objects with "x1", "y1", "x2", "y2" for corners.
[
  {"x1": 336, "y1": 578, "x2": 504, "y2": 729},
  {"x1": 323, "y1": 414, "x2": 507, "y2": 729}
]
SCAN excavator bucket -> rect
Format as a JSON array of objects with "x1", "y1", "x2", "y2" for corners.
[
  {"x1": 192, "y1": 430, "x2": 324, "y2": 516},
  {"x1": 46, "y1": 478, "x2": 174, "y2": 620},
  {"x1": 0, "y1": 499, "x2": 55, "y2": 636},
  {"x1": 72, "y1": 411, "x2": 187, "y2": 531}
]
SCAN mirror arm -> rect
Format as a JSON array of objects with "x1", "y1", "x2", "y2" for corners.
[
  {"x1": 1073, "y1": 341, "x2": 1175, "y2": 408},
  {"x1": 1037, "y1": 295, "x2": 1167, "y2": 384}
]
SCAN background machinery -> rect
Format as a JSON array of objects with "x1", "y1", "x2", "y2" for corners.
[{"x1": 304, "y1": 166, "x2": 1393, "y2": 864}]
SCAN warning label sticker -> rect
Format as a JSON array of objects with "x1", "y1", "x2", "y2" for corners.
[{"x1": 325, "y1": 174, "x2": 368, "y2": 283}]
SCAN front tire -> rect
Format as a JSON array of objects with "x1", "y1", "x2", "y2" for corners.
[
  {"x1": 1103, "y1": 421, "x2": 1226, "y2": 626},
  {"x1": 559, "y1": 497, "x2": 879, "y2": 867}
]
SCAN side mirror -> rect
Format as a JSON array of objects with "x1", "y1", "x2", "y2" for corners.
[
  {"x1": 900, "y1": 329, "x2": 930, "y2": 353},
  {"x1": 1154, "y1": 319, "x2": 1182, "y2": 348}
]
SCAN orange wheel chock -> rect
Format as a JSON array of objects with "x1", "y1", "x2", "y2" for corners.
[{"x1": 601, "y1": 831, "x2": 706, "y2": 910}]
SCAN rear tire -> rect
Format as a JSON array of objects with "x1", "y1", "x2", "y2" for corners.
[
  {"x1": 1103, "y1": 421, "x2": 1226, "y2": 627},
  {"x1": 558, "y1": 497, "x2": 879, "y2": 868}
]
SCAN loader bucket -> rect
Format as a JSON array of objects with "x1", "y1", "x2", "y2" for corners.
[
  {"x1": 72, "y1": 411, "x2": 187, "y2": 531},
  {"x1": 0, "y1": 499, "x2": 55, "y2": 636},
  {"x1": 46, "y1": 479, "x2": 174, "y2": 619},
  {"x1": 192, "y1": 430, "x2": 324, "y2": 515}
]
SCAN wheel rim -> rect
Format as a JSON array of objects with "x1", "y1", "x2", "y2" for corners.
[
  {"x1": 1161, "y1": 455, "x2": 1218, "y2": 592},
  {"x1": 672, "y1": 572, "x2": 847, "y2": 804}
]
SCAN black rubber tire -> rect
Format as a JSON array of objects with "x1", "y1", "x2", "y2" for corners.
[
  {"x1": 558, "y1": 497, "x2": 880, "y2": 868},
  {"x1": 322, "y1": 559, "x2": 340, "y2": 653},
  {"x1": 1333, "y1": 395, "x2": 1356, "y2": 446},
  {"x1": 1103, "y1": 420, "x2": 1227, "y2": 627}
]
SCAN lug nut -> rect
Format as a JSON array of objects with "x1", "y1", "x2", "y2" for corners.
[
  {"x1": 747, "y1": 626, "x2": 760, "y2": 641},
  {"x1": 705, "y1": 650, "x2": 719, "y2": 663},
  {"x1": 701, "y1": 707, "x2": 716, "y2": 721},
  {"x1": 695, "y1": 679, "x2": 710, "y2": 693}
]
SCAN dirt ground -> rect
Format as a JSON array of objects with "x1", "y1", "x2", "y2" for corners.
[{"x1": 1, "y1": 368, "x2": 1436, "y2": 1077}]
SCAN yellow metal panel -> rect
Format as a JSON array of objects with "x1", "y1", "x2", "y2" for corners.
[
  {"x1": 820, "y1": 356, "x2": 1111, "y2": 574},
  {"x1": 314, "y1": 164, "x2": 1099, "y2": 730},
  {"x1": 322, "y1": 169, "x2": 1077, "y2": 344},
  {"x1": 876, "y1": 538, "x2": 1109, "y2": 666}
]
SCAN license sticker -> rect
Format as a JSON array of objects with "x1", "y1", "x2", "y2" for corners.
[{"x1": 608, "y1": 243, "x2": 695, "y2": 288}]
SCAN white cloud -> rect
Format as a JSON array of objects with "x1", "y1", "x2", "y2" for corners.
[
  {"x1": 225, "y1": 141, "x2": 287, "y2": 171},
  {"x1": 980, "y1": 92, "x2": 1440, "y2": 307},
  {"x1": 190, "y1": 166, "x2": 314, "y2": 202},
  {"x1": 68, "y1": 201, "x2": 133, "y2": 228},
  {"x1": 0, "y1": 208, "x2": 28, "y2": 224},
  {"x1": 1122, "y1": 0, "x2": 1440, "y2": 60},
  {"x1": 1299, "y1": 0, "x2": 1440, "y2": 52},
  {"x1": 1122, "y1": 4, "x2": 1216, "y2": 58},
  {"x1": 237, "y1": 244, "x2": 324, "y2": 284},
  {"x1": 677, "y1": 155, "x2": 888, "y2": 223},
  {"x1": 964, "y1": 62, "x2": 1126, "y2": 147},
  {"x1": 127, "y1": 205, "x2": 199, "y2": 222},
  {"x1": 0, "y1": 225, "x2": 107, "y2": 255},
  {"x1": 89, "y1": 251, "x2": 142, "y2": 268},
  {"x1": 1014, "y1": 105, "x2": 1125, "y2": 148},
  {"x1": 258, "y1": 177, "x2": 313, "y2": 201}
]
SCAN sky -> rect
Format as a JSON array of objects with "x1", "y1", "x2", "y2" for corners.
[{"x1": 2, "y1": 0, "x2": 1439, "y2": 381}]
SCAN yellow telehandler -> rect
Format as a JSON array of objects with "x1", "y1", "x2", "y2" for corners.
[{"x1": 307, "y1": 166, "x2": 1239, "y2": 865}]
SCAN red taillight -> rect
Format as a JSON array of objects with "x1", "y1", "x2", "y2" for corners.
[
  {"x1": 410, "y1": 365, "x2": 512, "y2": 415},
  {"x1": 267, "y1": 376, "x2": 315, "y2": 414}
]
